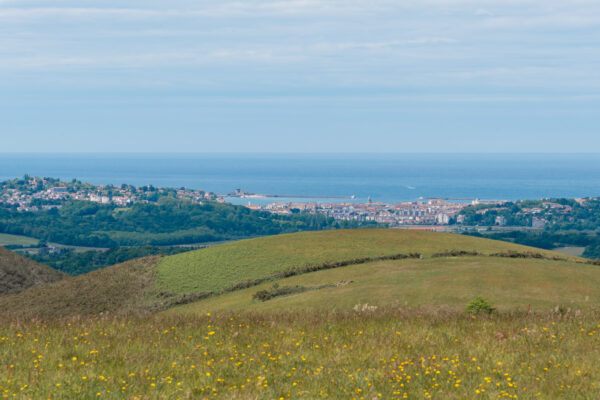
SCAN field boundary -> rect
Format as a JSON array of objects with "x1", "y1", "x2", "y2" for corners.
[{"x1": 434, "y1": 249, "x2": 600, "y2": 266}]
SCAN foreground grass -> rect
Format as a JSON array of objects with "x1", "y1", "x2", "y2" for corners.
[
  {"x1": 1, "y1": 309, "x2": 599, "y2": 399},
  {"x1": 156, "y1": 229, "x2": 573, "y2": 295}
]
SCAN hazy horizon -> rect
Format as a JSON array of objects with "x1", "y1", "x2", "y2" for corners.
[{"x1": 2, "y1": 151, "x2": 600, "y2": 155}]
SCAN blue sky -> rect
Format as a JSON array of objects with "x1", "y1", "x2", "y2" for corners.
[{"x1": 1, "y1": 0, "x2": 599, "y2": 152}]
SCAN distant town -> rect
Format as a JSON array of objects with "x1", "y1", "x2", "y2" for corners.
[
  {"x1": 0, "y1": 176, "x2": 217, "y2": 212},
  {"x1": 0, "y1": 176, "x2": 593, "y2": 229},
  {"x1": 246, "y1": 198, "x2": 473, "y2": 226}
]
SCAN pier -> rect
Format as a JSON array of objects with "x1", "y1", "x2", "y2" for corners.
[{"x1": 223, "y1": 193, "x2": 355, "y2": 200}]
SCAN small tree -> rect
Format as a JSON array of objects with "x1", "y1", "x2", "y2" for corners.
[{"x1": 466, "y1": 296, "x2": 495, "y2": 314}]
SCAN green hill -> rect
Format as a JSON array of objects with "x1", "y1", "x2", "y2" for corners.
[
  {"x1": 0, "y1": 229, "x2": 594, "y2": 319},
  {"x1": 156, "y1": 229, "x2": 577, "y2": 295},
  {"x1": 172, "y1": 255, "x2": 599, "y2": 315},
  {"x1": 0, "y1": 246, "x2": 66, "y2": 295}
]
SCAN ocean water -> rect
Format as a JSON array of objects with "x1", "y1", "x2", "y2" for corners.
[{"x1": 0, "y1": 153, "x2": 599, "y2": 204}]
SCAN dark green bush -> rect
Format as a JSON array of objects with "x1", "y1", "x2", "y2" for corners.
[{"x1": 465, "y1": 296, "x2": 496, "y2": 314}]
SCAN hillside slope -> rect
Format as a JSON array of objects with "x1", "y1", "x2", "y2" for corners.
[
  {"x1": 0, "y1": 256, "x2": 160, "y2": 319},
  {"x1": 0, "y1": 246, "x2": 66, "y2": 295},
  {"x1": 171, "y1": 255, "x2": 600, "y2": 314},
  {"x1": 0, "y1": 229, "x2": 591, "y2": 319},
  {"x1": 156, "y1": 229, "x2": 578, "y2": 295}
]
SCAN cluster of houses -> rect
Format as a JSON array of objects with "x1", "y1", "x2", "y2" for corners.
[
  {"x1": 519, "y1": 202, "x2": 575, "y2": 229},
  {"x1": 247, "y1": 198, "x2": 469, "y2": 226},
  {"x1": 459, "y1": 200, "x2": 582, "y2": 228},
  {"x1": 0, "y1": 184, "x2": 70, "y2": 212},
  {"x1": 0, "y1": 177, "x2": 216, "y2": 212}
]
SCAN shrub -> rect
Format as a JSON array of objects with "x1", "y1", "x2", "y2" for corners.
[
  {"x1": 465, "y1": 296, "x2": 495, "y2": 314},
  {"x1": 490, "y1": 251, "x2": 544, "y2": 259},
  {"x1": 253, "y1": 283, "x2": 336, "y2": 302},
  {"x1": 432, "y1": 250, "x2": 480, "y2": 258},
  {"x1": 253, "y1": 289, "x2": 274, "y2": 302},
  {"x1": 253, "y1": 285, "x2": 307, "y2": 302}
]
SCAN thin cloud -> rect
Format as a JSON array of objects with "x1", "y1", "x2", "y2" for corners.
[
  {"x1": 479, "y1": 13, "x2": 600, "y2": 29},
  {"x1": 0, "y1": 1, "x2": 387, "y2": 20},
  {"x1": 475, "y1": 9, "x2": 494, "y2": 16},
  {"x1": 0, "y1": 7, "x2": 158, "y2": 20},
  {"x1": 0, "y1": 49, "x2": 302, "y2": 69},
  {"x1": 313, "y1": 38, "x2": 458, "y2": 52}
]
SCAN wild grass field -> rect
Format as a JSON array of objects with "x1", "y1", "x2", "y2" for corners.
[{"x1": 1, "y1": 309, "x2": 599, "y2": 399}]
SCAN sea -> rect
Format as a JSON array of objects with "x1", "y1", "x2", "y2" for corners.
[{"x1": 1, "y1": 153, "x2": 599, "y2": 205}]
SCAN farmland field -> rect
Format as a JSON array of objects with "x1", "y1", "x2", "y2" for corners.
[
  {"x1": 553, "y1": 246, "x2": 586, "y2": 257},
  {"x1": 0, "y1": 233, "x2": 38, "y2": 247}
]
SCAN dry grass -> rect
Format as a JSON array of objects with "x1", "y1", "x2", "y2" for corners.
[
  {"x1": 0, "y1": 256, "x2": 161, "y2": 320},
  {"x1": 0, "y1": 246, "x2": 66, "y2": 296}
]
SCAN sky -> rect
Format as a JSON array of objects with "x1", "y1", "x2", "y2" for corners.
[{"x1": 1, "y1": 0, "x2": 599, "y2": 153}]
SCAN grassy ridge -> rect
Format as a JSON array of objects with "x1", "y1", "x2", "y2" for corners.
[
  {"x1": 1, "y1": 309, "x2": 599, "y2": 399},
  {"x1": 157, "y1": 229, "x2": 570, "y2": 295},
  {"x1": 0, "y1": 246, "x2": 65, "y2": 296}
]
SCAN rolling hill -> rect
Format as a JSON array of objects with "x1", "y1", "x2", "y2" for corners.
[
  {"x1": 0, "y1": 229, "x2": 597, "y2": 319},
  {"x1": 155, "y1": 228, "x2": 575, "y2": 295},
  {"x1": 0, "y1": 246, "x2": 66, "y2": 295},
  {"x1": 172, "y1": 255, "x2": 600, "y2": 315}
]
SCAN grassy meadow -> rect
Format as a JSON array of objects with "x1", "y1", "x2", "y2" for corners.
[
  {"x1": 1, "y1": 310, "x2": 600, "y2": 399},
  {"x1": 156, "y1": 229, "x2": 574, "y2": 295},
  {"x1": 170, "y1": 256, "x2": 600, "y2": 315}
]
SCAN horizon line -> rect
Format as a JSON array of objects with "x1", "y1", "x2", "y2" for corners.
[{"x1": 2, "y1": 151, "x2": 600, "y2": 156}]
